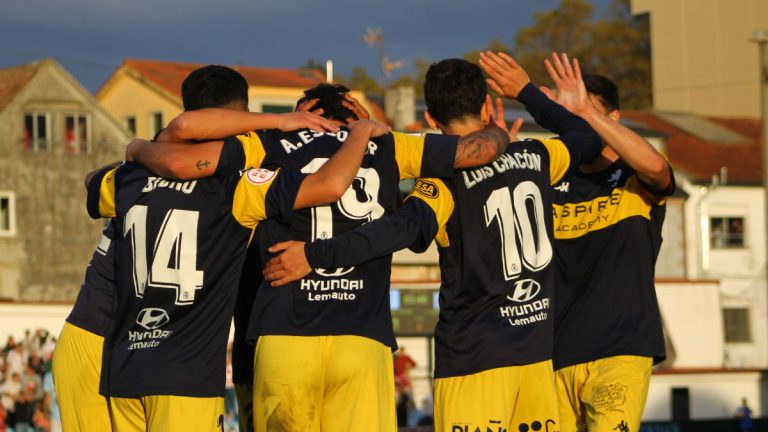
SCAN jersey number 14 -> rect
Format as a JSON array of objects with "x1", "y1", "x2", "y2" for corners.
[{"x1": 124, "y1": 205, "x2": 204, "y2": 305}]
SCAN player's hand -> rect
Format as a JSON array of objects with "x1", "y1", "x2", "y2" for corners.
[
  {"x1": 348, "y1": 119, "x2": 391, "y2": 138},
  {"x1": 482, "y1": 95, "x2": 524, "y2": 142},
  {"x1": 544, "y1": 52, "x2": 591, "y2": 115},
  {"x1": 478, "y1": 51, "x2": 531, "y2": 99},
  {"x1": 342, "y1": 93, "x2": 370, "y2": 123},
  {"x1": 125, "y1": 138, "x2": 151, "y2": 161},
  {"x1": 295, "y1": 98, "x2": 324, "y2": 116},
  {"x1": 263, "y1": 241, "x2": 312, "y2": 287},
  {"x1": 275, "y1": 112, "x2": 339, "y2": 133}
]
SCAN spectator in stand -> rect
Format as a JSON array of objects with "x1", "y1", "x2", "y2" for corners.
[
  {"x1": 15, "y1": 381, "x2": 36, "y2": 432},
  {"x1": 42, "y1": 370, "x2": 59, "y2": 432},
  {"x1": 6, "y1": 345, "x2": 24, "y2": 378},
  {"x1": 1, "y1": 372, "x2": 22, "y2": 429},
  {"x1": 393, "y1": 347, "x2": 417, "y2": 390},
  {"x1": 32, "y1": 402, "x2": 50, "y2": 432},
  {"x1": 0, "y1": 402, "x2": 7, "y2": 432}
]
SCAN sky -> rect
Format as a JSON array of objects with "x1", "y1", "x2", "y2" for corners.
[{"x1": 0, "y1": 0, "x2": 613, "y2": 92}]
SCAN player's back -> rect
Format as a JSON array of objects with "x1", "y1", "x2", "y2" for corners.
[
  {"x1": 247, "y1": 128, "x2": 456, "y2": 349},
  {"x1": 432, "y1": 139, "x2": 560, "y2": 378},
  {"x1": 94, "y1": 162, "x2": 252, "y2": 397}
]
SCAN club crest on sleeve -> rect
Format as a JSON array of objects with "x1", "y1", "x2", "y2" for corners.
[
  {"x1": 246, "y1": 168, "x2": 276, "y2": 185},
  {"x1": 413, "y1": 180, "x2": 439, "y2": 198}
]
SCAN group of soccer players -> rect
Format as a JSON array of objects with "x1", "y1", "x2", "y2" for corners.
[{"x1": 50, "y1": 49, "x2": 673, "y2": 432}]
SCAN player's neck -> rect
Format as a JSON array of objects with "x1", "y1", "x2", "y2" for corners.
[
  {"x1": 440, "y1": 118, "x2": 484, "y2": 137},
  {"x1": 579, "y1": 143, "x2": 619, "y2": 173}
]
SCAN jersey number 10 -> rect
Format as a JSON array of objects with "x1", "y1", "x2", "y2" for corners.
[{"x1": 484, "y1": 181, "x2": 553, "y2": 280}]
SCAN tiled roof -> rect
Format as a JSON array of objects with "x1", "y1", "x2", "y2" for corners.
[
  {"x1": 0, "y1": 60, "x2": 44, "y2": 113},
  {"x1": 624, "y1": 111, "x2": 763, "y2": 185},
  {"x1": 112, "y1": 59, "x2": 326, "y2": 101}
]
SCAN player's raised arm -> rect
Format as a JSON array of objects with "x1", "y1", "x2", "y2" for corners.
[
  {"x1": 544, "y1": 52, "x2": 672, "y2": 191},
  {"x1": 480, "y1": 51, "x2": 602, "y2": 173},
  {"x1": 160, "y1": 110, "x2": 339, "y2": 142}
]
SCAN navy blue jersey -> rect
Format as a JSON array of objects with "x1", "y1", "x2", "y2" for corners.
[
  {"x1": 65, "y1": 221, "x2": 116, "y2": 337},
  {"x1": 87, "y1": 139, "x2": 302, "y2": 398},
  {"x1": 552, "y1": 159, "x2": 674, "y2": 369},
  {"x1": 243, "y1": 129, "x2": 459, "y2": 349}
]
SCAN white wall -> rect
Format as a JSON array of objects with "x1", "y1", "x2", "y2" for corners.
[
  {"x1": 644, "y1": 371, "x2": 763, "y2": 421},
  {"x1": 0, "y1": 303, "x2": 72, "y2": 342},
  {"x1": 656, "y1": 282, "x2": 723, "y2": 368}
]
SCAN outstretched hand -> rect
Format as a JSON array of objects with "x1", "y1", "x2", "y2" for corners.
[
  {"x1": 543, "y1": 52, "x2": 591, "y2": 115},
  {"x1": 478, "y1": 51, "x2": 531, "y2": 99},
  {"x1": 482, "y1": 95, "x2": 524, "y2": 142},
  {"x1": 263, "y1": 241, "x2": 312, "y2": 287}
]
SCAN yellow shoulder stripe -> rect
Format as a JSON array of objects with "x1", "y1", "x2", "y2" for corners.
[
  {"x1": 98, "y1": 169, "x2": 117, "y2": 218},
  {"x1": 406, "y1": 178, "x2": 454, "y2": 247},
  {"x1": 231, "y1": 168, "x2": 279, "y2": 229},
  {"x1": 538, "y1": 139, "x2": 571, "y2": 185},
  {"x1": 236, "y1": 131, "x2": 267, "y2": 169},
  {"x1": 393, "y1": 131, "x2": 426, "y2": 180}
]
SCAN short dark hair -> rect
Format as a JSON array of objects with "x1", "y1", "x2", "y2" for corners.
[
  {"x1": 583, "y1": 74, "x2": 620, "y2": 113},
  {"x1": 424, "y1": 59, "x2": 486, "y2": 125},
  {"x1": 296, "y1": 83, "x2": 357, "y2": 123},
  {"x1": 182, "y1": 65, "x2": 249, "y2": 111}
]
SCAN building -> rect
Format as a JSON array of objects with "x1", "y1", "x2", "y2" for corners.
[
  {"x1": 630, "y1": 0, "x2": 768, "y2": 118},
  {"x1": 0, "y1": 59, "x2": 129, "y2": 301},
  {"x1": 96, "y1": 59, "x2": 387, "y2": 140}
]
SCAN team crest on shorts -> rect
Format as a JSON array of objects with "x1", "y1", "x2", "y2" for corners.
[{"x1": 246, "y1": 168, "x2": 276, "y2": 185}]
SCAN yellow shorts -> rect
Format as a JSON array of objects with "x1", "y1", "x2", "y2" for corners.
[
  {"x1": 109, "y1": 395, "x2": 224, "y2": 432},
  {"x1": 253, "y1": 335, "x2": 396, "y2": 432},
  {"x1": 555, "y1": 355, "x2": 653, "y2": 432},
  {"x1": 52, "y1": 322, "x2": 111, "y2": 432},
  {"x1": 234, "y1": 383, "x2": 253, "y2": 432},
  {"x1": 434, "y1": 360, "x2": 559, "y2": 432}
]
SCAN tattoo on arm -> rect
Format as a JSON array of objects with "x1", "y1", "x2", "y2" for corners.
[
  {"x1": 196, "y1": 160, "x2": 211, "y2": 171},
  {"x1": 454, "y1": 126, "x2": 509, "y2": 167}
]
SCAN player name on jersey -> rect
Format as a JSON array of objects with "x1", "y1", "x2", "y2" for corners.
[
  {"x1": 462, "y1": 149, "x2": 543, "y2": 189},
  {"x1": 278, "y1": 129, "x2": 380, "y2": 157}
]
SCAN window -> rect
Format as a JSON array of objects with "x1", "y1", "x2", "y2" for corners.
[
  {"x1": 65, "y1": 113, "x2": 90, "y2": 153},
  {"x1": 125, "y1": 116, "x2": 137, "y2": 136},
  {"x1": 0, "y1": 192, "x2": 16, "y2": 237},
  {"x1": 723, "y1": 308, "x2": 751, "y2": 342},
  {"x1": 23, "y1": 112, "x2": 51, "y2": 152},
  {"x1": 261, "y1": 104, "x2": 293, "y2": 114},
  {"x1": 710, "y1": 217, "x2": 744, "y2": 248},
  {"x1": 150, "y1": 112, "x2": 164, "y2": 138}
]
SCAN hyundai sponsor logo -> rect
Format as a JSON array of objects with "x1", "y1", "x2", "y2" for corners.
[
  {"x1": 136, "y1": 308, "x2": 170, "y2": 330},
  {"x1": 507, "y1": 279, "x2": 541, "y2": 303}
]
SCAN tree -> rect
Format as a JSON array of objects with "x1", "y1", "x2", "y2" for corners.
[
  {"x1": 468, "y1": 0, "x2": 652, "y2": 109},
  {"x1": 336, "y1": 66, "x2": 380, "y2": 94}
]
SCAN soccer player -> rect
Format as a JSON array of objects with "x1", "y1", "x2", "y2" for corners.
[
  {"x1": 137, "y1": 83, "x2": 512, "y2": 431},
  {"x1": 55, "y1": 64, "x2": 343, "y2": 432},
  {"x1": 52, "y1": 64, "x2": 332, "y2": 432},
  {"x1": 533, "y1": 53, "x2": 673, "y2": 432},
  {"x1": 87, "y1": 115, "x2": 386, "y2": 431},
  {"x1": 262, "y1": 56, "x2": 603, "y2": 431}
]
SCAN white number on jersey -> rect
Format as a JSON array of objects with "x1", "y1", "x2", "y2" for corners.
[
  {"x1": 301, "y1": 158, "x2": 385, "y2": 277},
  {"x1": 483, "y1": 181, "x2": 553, "y2": 280},
  {"x1": 124, "y1": 205, "x2": 205, "y2": 305}
]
